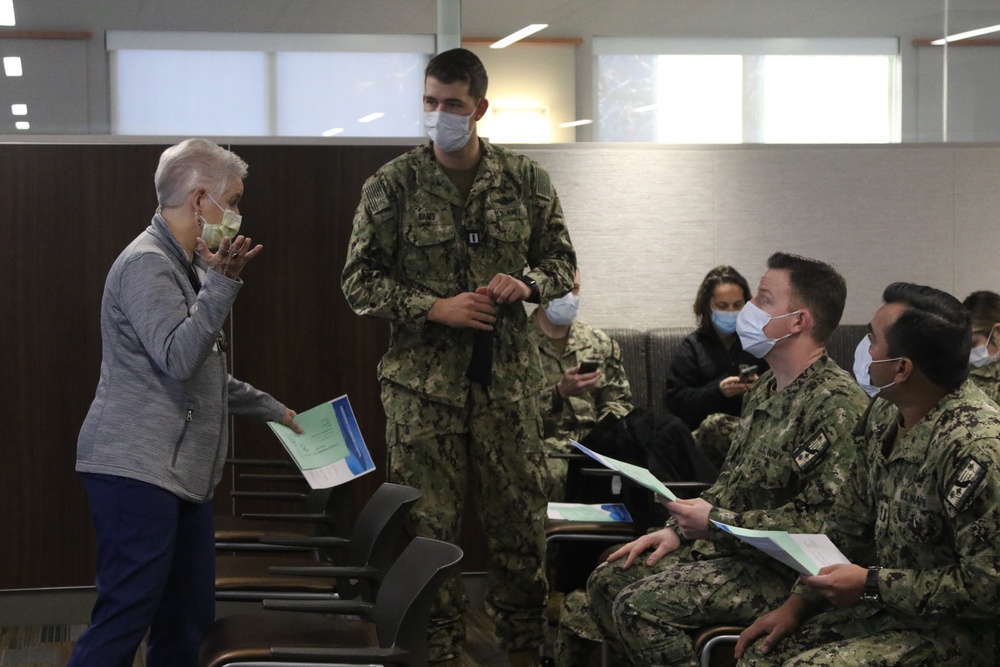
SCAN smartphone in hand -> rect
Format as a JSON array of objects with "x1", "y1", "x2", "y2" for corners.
[
  {"x1": 738, "y1": 365, "x2": 758, "y2": 383},
  {"x1": 579, "y1": 359, "x2": 600, "y2": 374}
]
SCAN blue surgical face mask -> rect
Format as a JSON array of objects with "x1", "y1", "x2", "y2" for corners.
[
  {"x1": 423, "y1": 110, "x2": 473, "y2": 153},
  {"x1": 200, "y1": 193, "x2": 242, "y2": 250},
  {"x1": 853, "y1": 336, "x2": 903, "y2": 397},
  {"x1": 711, "y1": 309, "x2": 740, "y2": 335},
  {"x1": 736, "y1": 301, "x2": 799, "y2": 358},
  {"x1": 545, "y1": 292, "x2": 580, "y2": 326}
]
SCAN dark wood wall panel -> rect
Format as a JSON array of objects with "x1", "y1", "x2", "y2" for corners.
[{"x1": 1, "y1": 142, "x2": 488, "y2": 590}]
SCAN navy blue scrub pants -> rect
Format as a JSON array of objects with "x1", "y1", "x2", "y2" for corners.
[{"x1": 68, "y1": 473, "x2": 215, "y2": 667}]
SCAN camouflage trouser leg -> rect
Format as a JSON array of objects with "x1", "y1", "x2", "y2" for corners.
[
  {"x1": 611, "y1": 557, "x2": 794, "y2": 667},
  {"x1": 692, "y1": 413, "x2": 742, "y2": 470},
  {"x1": 738, "y1": 608, "x2": 997, "y2": 667},
  {"x1": 583, "y1": 545, "x2": 691, "y2": 658},
  {"x1": 383, "y1": 382, "x2": 548, "y2": 661},
  {"x1": 555, "y1": 590, "x2": 600, "y2": 666}
]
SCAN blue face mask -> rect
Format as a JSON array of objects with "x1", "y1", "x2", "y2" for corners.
[
  {"x1": 711, "y1": 309, "x2": 740, "y2": 335},
  {"x1": 545, "y1": 293, "x2": 580, "y2": 326}
]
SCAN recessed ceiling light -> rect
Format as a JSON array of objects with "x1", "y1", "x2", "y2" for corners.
[
  {"x1": 322, "y1": 127, "x2": 344, "y2": 137},
  {"x1": 491, "y1": 24, "x2": 548, "y2": 49},
  {"x1": 358, "y1": 113, "x2": 384, "y2": 123},
  {"x1": 559, "y1": 119, "x2": 593, "y2": 128},
  {"x1": 931, "y1": 23, "x2": 1000, "y2": 45},
  {"x1": 0, "y1": 0, "x2": 15, "y2": 26},
  {"x1": 15, "y1": 121, "x2": 29, "y2": 130},
  {"x1": 11, "y1": 103, "x2": 27, "y2": 116},
  {"x1": 634, "y1": 103, "x2": 659, "y2": 113},
  {"x1": 3, "y1": 57, "x2": 22, "y2": 77}
]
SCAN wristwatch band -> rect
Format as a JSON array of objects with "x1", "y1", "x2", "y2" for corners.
[
  {"x1": 861, "y1": 566, "x2": 883, "y2": 606},
  {"x1": 517, "y1": 274, "x2": 540, "y2": 304}
]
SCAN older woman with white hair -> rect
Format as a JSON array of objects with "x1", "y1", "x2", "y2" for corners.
[{"x1": 69, "y1": 138, "x2": 301, "y2": 667}]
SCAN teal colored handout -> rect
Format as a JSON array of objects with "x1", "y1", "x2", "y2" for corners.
[{"x1": 269, "y1": 401, "x2": 350, "y2": 471}]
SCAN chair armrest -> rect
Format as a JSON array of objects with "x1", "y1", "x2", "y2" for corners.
[
  {"x1": 548, "y1": 452, "x2": 589, "y2": 460},
  {"x1": 214, "y1": 542, "x2": 314, "y2": 553},
  {"x1": 237, "y1": 473, "x2": 306, "y2": 483},
  {"x1": 268, "y1": 564, "x2": 379, "y2": 579},
  {"x1": 226, "y1": 458, "x2": 297, "y2": 469},
  {"x1": 231, "y1": 491, "x2": 308, "y2": 501},
  {"x1": 260, "y1": 535, "x2": 351, "y2": 548},
  {"x1": 270, "y1": 646, "x2": 408, "y2": 662},
  {"x1": 263, "y1": 598, "x2": 374, "y2": 615},
  {"x1": 239, "y1": 512, "x2": 332, "y2": 524}
]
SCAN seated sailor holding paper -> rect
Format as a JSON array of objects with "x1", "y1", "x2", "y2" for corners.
[
  {"x1": 736, "y1": 283, "x2": 1000, "y2": 667},
  {"x1": 554, "y1": 252, "x2": 868, "y2": 667}
]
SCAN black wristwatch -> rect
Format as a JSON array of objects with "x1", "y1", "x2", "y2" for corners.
[
  {"x1": 861, "y1": 566, "x2": 883, "y2": 606},
  {"x1": 517, "y1": 274, "x2": 540, "y2": 303}
]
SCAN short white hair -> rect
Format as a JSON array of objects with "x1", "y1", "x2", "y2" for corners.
[{"x1": 154, "y1": 138, "x2": 248, "y2": 208}]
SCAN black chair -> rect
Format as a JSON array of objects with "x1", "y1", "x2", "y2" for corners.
[
  {"x1": 199, "y1": 536, "x2": 464, "y2": 667},
  {"x1": 215, "y1": 459, "x2": 347, "y2": 547},
  {"x1": 215, "y1": 482, "x2": 421, "y2": 602}
]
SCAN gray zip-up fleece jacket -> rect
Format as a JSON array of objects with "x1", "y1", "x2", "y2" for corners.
[{"x1": 76, "y1": 214, "x2": 285, "y2": 503}]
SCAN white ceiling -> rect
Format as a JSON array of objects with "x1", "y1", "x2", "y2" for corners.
[{"x1": 9, "y1": 0, "x2": 1000, "y2": 41}]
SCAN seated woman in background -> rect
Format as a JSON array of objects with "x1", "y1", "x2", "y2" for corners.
[
  {"x1": 964, "y1": 290, "x2": 1000, "y2": 403},
  {"x1": 664, "y1": 265, "x2": 767, "y2": 431}
]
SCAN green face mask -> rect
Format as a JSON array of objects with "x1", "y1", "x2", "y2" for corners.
[{"x1": 201, "y1": 194, "x2": 243, "y2": 250}]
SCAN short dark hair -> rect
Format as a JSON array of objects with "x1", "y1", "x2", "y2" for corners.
[
  {"x1": 883, "y1": 282, "x2": 970, "y2": 391},
  {"x1": 693, "y1": 265, "x2": 753, "y2": 331},
  {"x1": 425, "y1": 48, "x2": 488, "y2": 101},
  {"x1": 766, "y1": 252, "x2": 846, "y2": 344},
  {"x1": 963, "y1": 290, "x2": 1000, "y2": 336}
]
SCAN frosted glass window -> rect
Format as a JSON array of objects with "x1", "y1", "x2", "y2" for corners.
[
  {"x1": 113, "y1": 50, "x2": 269, "y2": 136},
  {"x1": 758, "y1": 56, "x2": 896, "y2": 144},
  {"x1": 596, "y1": 39, "x2": 899, "y2": 144},
  {"x1": 655, "y1": 55, "x2": 743, "y2": 143},
  {"x1": 275, "y1": 52, "x2": 425, "y2": 137}
]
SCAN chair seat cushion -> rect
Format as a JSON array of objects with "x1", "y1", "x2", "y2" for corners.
[
  {"x1": 216, "y1": 556, "x2": 337, "y2": 592},
  {"x1": 199, "y1": 612, "x2": 378, "y2": 667}
]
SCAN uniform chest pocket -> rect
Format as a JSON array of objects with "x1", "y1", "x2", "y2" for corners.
[
  {"x1": 886, "y1": 496, "x2": 945, "y2": 544},
  {"x1": 487, "y1": 204, "x2": 531, "y2": 243},
  {"x1": 403, "y1": 214, "x2": 455, "y2": 247}
]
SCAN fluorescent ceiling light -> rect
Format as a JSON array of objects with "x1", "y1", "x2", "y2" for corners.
[
  {"x1": 0, "y1": 0, "x2": 14, "y2": 26},
  {"x1": 491, "y1": 24, "x2": 548, "y2": 49},
  {"x1": 358, "y1": 112, "x2": 384, "y2": 123},
  {"x1": 11, "y1": 103, "x2": 27, "y2": 115},
  {"x1": 931, "y1": 23, "x2": 1000, "y2": 45},
  {"x1": 559, "y1": 119, "x2": 593, "y2": 128},
  {"x1": 3, "y1": 57, "x2": 22, "y2": 77},
  {"x1": 633, "y1": 103, "x2": 659, "y2": 113},
  {"x1": 15, "y1": 121, "x2": 28, "y2": 130},
  {"x1": 322, "y1": 127, "x2": 344, "y2": 137}
]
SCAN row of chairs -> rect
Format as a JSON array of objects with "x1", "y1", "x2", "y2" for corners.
[
  {"x1": 206, "y1": 475, "x2": 463, "y2": 667},
  {"x1": 214, "y1": 459, "x2": 737, "y2": 666}
]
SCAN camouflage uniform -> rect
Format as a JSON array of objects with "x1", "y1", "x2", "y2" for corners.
[
  {"x1": 530, "y1": 316, "x2": 633, "y2": 500},
  {"x1": 693, "y1": 412, "x2": 742, "y2": 471},
  {"x1": 969, "y1": 360, "x2": 1000, "y2": 406},
  {"x1": 341, "y1": 140, "x2": 576, "y2": 661},
  {"x1": 739, "y1": 381, "x2": 1000, "y2": 667},
  {"x1": 558, "y1": 356, "x2": 868, "y2": 667}
]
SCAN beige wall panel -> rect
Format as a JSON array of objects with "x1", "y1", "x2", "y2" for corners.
[
  {"x1": 524, "y1": 145, "x2": 982, "y2": 331},
  {"x1": 527, "y1": 147, "x2": 717, "y2": 330},
  {"x1": 953, "y1": 147, "x2": 1000, "y2": 302},
  {"x1": 713, "y1": 147, "x2": 955, "y2": 325}
]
